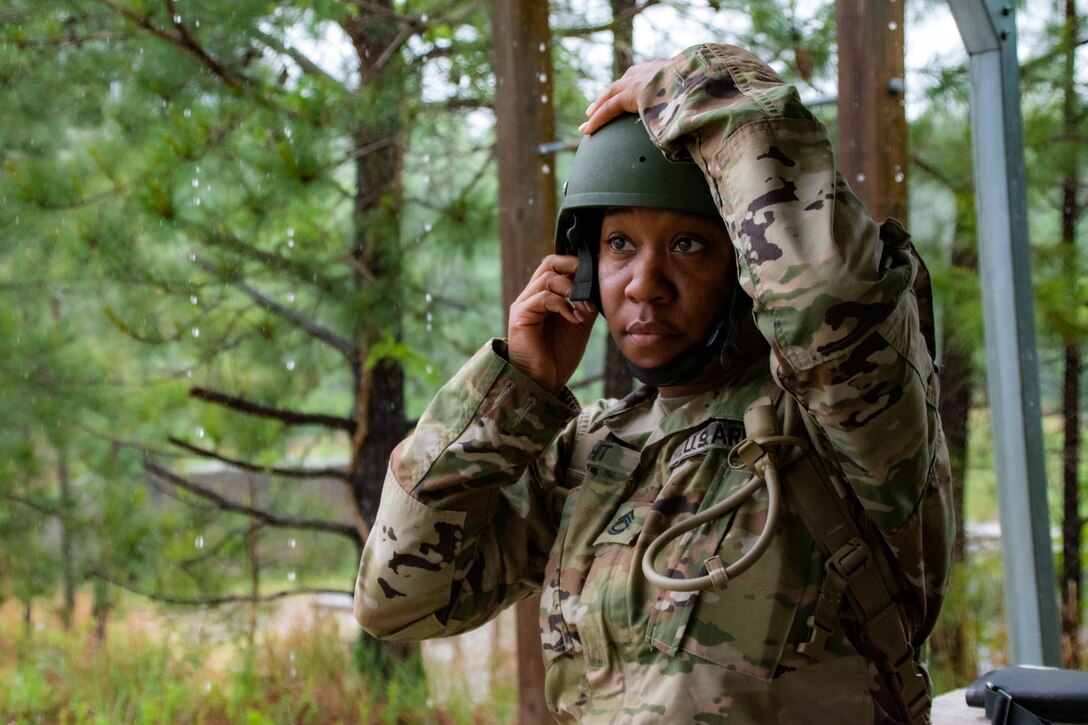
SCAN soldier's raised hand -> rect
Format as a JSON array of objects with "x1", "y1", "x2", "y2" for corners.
[
  {"x1": 507, "y1": 255, "x2": 598, "y2": 395},
  {"x1": 581, "y1": 58, "x2": 670, "y2": 135}
]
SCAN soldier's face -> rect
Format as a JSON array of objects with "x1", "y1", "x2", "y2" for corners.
[{"x1": 597, "y1": 207, "x2": 735, "y2": 385}]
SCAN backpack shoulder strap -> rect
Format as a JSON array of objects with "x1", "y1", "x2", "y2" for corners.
[{"x1": 778, "y1": 394, "x2": 932, "y2": 724}]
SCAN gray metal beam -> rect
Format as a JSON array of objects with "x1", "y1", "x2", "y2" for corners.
[{"x1": 947, "y1": 0, "x2": 1061, "y2": 666}]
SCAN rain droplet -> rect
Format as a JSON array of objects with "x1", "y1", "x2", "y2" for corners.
[
  {"x1": 287, "y1": 239, "x2": 295, "y2": 248},
  {"x1": 424, "y1": 222, "x2": 432, "y2": 233},
  {"x1": 287, "y1": 571, "x2": 296, "y2": 581},
  {"x1": 540, "y1": 94, "x2": 549, "y2": 104},
  {"x1": 888, "y1": 21, "x2": 898, "y2": 30},
  {"x1": 195, "y1": 535, "x2": 205, "y2": 549},
  {"x1": 539, "y1": 42, "x2": 546, "y2": 53},
  {"x1": 173, "y1": 14, "x2": 182, "y2": 23},
  {"x1": 425, "y1": 292, "x2": 433, "y2": 303},
  {"x1": 538, "y1": 73, "x2": 547, "y2": 83},
  {"x1": 196, "y1": 427, "x2": 205, "y2": 438},
  {"x1": 190, "y1": 295, "x2": 198, "y2": 305},
  {"x1": 289, "y1": 538, "x2": 297, "y2": 549},
  {"x1": 189, "y1": 251, "x2": 197, "y2": 262},
  {"x1": 192, "y1": 327, "x2": 200, "y2": 338},
  {"x1": 855, "y1": 173, "x2": 866, "y2": 184},
  {"x1": 183, "y1": 108, "x2": 191, "y2": 118},
  {"x1": 285, "y1": 359, "x2": 296, "y2": 371},
  {"x1": 284, "y1": 126, "x2": 293, "y2": 138},
  {"x1": 286, "y1": 292, "x2": 295, "y2": 302},
  {"x1": 894, "y1": 171, "x2": 905, "y2": 183},
  {"x1": 191, "y1": 178, "x2": 199, "y2": 188},
  {"x1": 542, "y1": 164, "x2": 551, "y2": 175},
  {"x1": 204, "y1": 682, "x2": 212, "y2": 693},
  {"x1": 193, "y1": 197, "x2": 201, "y2": 206}
]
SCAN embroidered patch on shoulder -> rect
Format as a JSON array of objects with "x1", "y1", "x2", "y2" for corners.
[{"x1": 668, "y1": 418, "x2": 746, "y2": 469}]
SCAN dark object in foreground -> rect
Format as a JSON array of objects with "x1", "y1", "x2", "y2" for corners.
[{"x1": 966, "y1": 665, "x2": 1088, "y2": 724}]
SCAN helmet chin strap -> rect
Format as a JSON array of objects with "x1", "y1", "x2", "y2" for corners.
[{"x1": 622, "y1": 290, "x2": 752, "y2": 389}]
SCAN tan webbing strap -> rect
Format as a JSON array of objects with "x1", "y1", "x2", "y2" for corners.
[
  {"x1": 780, "y1": 398, "x2": 931, "y2": 724},
  {"x1": 546, "y1": 408, "x2": 609, "y2": 527}
]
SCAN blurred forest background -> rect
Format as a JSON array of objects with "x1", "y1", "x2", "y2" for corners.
[{"x1": 0, "y1": 0, "x2": 1086, "y2": 722}]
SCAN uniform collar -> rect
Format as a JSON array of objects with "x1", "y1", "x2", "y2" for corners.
[{"x1": 593, "y1": 356, "x2": 778, "y2": 450}]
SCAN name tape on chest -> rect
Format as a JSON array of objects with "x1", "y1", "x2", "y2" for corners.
[
  {"x1": 586, "y1": 439, "x2": 642, "y2": 478},
  {"x1": 668, "y1": 418, "x2": 746, "y2": 469}
]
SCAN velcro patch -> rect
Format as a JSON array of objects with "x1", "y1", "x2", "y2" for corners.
[
  {"x1": 668, "y1": 418, "x2": 746, "y2": 469},
  {"x1": 586, "y1": 439, "x2": 641, "y2": 478}
]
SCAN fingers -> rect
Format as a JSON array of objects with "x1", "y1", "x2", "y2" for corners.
[
  {"x1": 514, "y1": 255, "x2": 594, "y2": 324},
  {"x1": 581, "y1": 88, "x2": 636, "y2": 135},
  {"x1": 516, "y1": 289, "x2": 585, "y2": 327},
  {"x1": 525, "y1": 254, "x2": 579, "y2": 285},
  {"x1": 581, "y1": 58, "x2": 671, "y2": 135}
]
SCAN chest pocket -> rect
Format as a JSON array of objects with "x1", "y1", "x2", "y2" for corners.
[
  {"x1": 540, "y1": 437, "x2": 641, "y2": 666},
  {"x1": 644, "y1": 456, "x2": 818, "y2": 682}
]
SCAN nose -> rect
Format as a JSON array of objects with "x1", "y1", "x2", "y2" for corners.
[{"x1": 624, "y1": 245, "x2": 674, "y2": 304}]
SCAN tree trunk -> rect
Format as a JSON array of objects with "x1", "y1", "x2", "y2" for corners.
[
  {"x1": 492, "y1": 1, "x2": 557, "y2": 719},
  {"x1": 246, "y1": 475, "x2": 260, "y2": 647},
  {"x1": 602, "y1": 0, "x2": 637, "y2": 401},
  {"x1": 1061, "y1": 345, "x2": 1082, "y2": 668},
  {"x1": 929, "y1": 200, "x2": 979, "y2": 683},
  {"x1": 58, "y1": 447, "x2": 76, "y2": 631},
  {"x1": 341, "y1": 2, "x2": 410, "y2": 537},
  {"x1": 1059, "y1": 0, "x2": 1082, "y2": 669},
  {"x1": 340, "y1": 3, "x2": 418, "y2": 681}
]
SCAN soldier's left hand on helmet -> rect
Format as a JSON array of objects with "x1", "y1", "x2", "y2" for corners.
[
  {"x1": 581, "y1": 58, "x2": 670, "y2": 135},
  {"x1": 507, "y1": 255, "x2": 599, "y2": 396}
]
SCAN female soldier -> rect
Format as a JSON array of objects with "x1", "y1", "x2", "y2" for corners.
[{"x1": 355, "y1": 44, "x2": 953, "y2": 723}]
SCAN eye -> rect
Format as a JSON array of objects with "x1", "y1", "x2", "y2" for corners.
[
  {"x1": 672, "y1": 235, "x2": 706, "y2": 253},
  {"x1": 605, "y1": 234, "x2": 634, "y2": 252}
]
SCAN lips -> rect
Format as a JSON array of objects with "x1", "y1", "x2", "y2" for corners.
[{"x1": 624, "y1": 320, "x2": 683, "y2": 347}]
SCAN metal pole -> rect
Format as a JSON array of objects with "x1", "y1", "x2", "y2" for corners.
[{"x1": 947, "y1": 0, "x2": 1061, "y2": 666}]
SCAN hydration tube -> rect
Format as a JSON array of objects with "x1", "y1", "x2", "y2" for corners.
[{"x1": 640, "y1": 395, "x2": 808, "y2": 592}]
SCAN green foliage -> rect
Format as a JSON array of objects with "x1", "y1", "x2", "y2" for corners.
[
  {"x1": 0, "y1": 604, "x2": 506, "y2": 723},
  {"x1": 0, "y1": 0, "x2": 506, "y2": 614}
]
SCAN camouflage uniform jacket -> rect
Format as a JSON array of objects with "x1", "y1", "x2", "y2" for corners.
[{"x1": 355, "y1": 44, "x2": 954, "y2": 723}]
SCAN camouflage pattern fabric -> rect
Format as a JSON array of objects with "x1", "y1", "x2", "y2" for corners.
[{"x1": 355, "y1": 43, "x2": 954, "y2": 723}]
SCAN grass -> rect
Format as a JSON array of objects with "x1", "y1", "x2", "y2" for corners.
[{"x1": 0, "y1": 594, "x2": 515, "y2": 724}]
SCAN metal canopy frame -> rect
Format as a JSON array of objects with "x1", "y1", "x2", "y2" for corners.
[{"x1": 947, "y1": 0, "x2": 1061, "y2": 665}]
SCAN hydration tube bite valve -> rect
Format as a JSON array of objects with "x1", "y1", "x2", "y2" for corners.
[{"x1": 641, "y1": 396, "x2": 808, "y2": 592}]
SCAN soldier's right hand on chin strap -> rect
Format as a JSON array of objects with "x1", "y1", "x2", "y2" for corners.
[{"x1": 507, "y1": 254, "x2": 598, "y2": 395}]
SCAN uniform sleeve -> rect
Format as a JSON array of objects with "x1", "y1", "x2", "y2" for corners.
[
  {"x1": 636, "y1": 44, "x2": 942, "y2": 535},
  {"x1": 354, "y1": 339, "x2": 578, "y2": 640}
]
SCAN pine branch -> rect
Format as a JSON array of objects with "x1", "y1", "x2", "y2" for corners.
[
  {"x1": 168, "y1": 437, "x2": 350, "y2": 481},
  {"x1": 92, "y1": 569, "x2": 352, "y2": 607},
  {"x1": 193, "y1": 257, "x2": 357, "y2": 361},
  {"x1": 144, "y1": 459, "x2": 361, "y2": 543},
  {"x1": 554, "y1": 0, "x2": 665, "y2": 39},
  {"x1": 98, "y1": 0, "x2": 250, "y2": 90},
  {"x1": 251, "y1": 28, "x2": 340, "y2": 85},
  {"x1": 188, "y1": 387, "x2": 356, "y2": 433}
]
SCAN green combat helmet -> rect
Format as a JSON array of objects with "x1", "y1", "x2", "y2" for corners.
[{"x1": 554, "y1": 113, "x2": 750, "y2": 387}]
